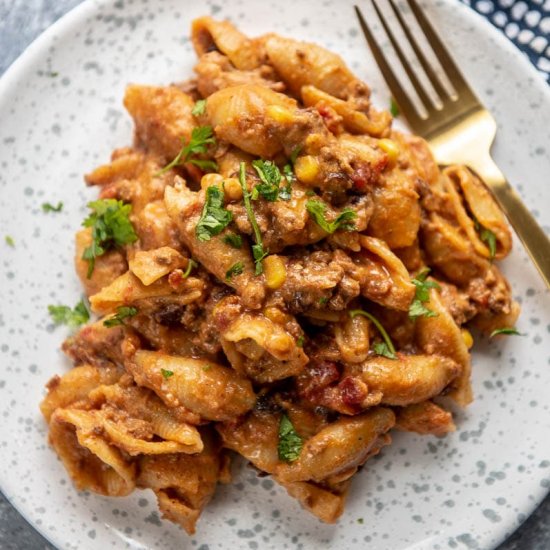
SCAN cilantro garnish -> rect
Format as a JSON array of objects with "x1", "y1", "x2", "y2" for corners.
[
  {"x1": 82, "y1": 199, "x2": 137, "y2": 278},
  {"x1": 278, "y1": 414, "x2": 303, "y2": 463},
  {"x1": 42, "y1": 201, "x2": 63, "y2": 213},
  {"x1": 251, "y1": 160, "x2": 283, "y2": 201},
  {"x1": 195, "y1": 185, "x2": 233, "y2": 242},
  {"x1": 103, "y1": 306, "x2": 138, "y2": 328},
  {"x1": 223, "y1": 233, "x2": 243, "y2": 249},
  {"x1": 408, "y1": 268, "x2": 441, "y2": 320},
  {"x1": 349, "y1": 309, "x2": 396, "y2": 359},
  {"x1": 473, "y1": 219, "x2": 497, "y2": 259},
  {"x1": 289, "y1": 145, "x2": 302, "y2": 165},
  {"x1": 239, "y1": 162, "x2": 268, "y2": 275},
  {"x1": 182, "y1": 258, "x2": 198, "y2": 278},
  {"x1": 225, "y1": 261, "x2": 244, "y2": 281},
  {"x1": 490, "y1": 327, "x2": 522, "y2": 338},
  {"x1": 296, "y1": 335, "x2": 305, "y2": 347},
  {"x1": 306, "y1": 199, "x2": 357, "y2": 234},
  {"x1": 48, "y1": 300, "x2": 90, "y2": 328},
  {"x1": 389, "y1": 97, "x2": 400, "y2": 117},
  {"x1": 156, "y1": 125, "x2": 217, "y2": 175},
  {"x1": 5, "y1": 235, "x2": 14, "y2": 247},
  {"x1": 191, "y1": 99, "x2": 207, "y2": 116},
  {"x1": 161, "y1": 368, "x2": 174, "y2": 380},
  {"x1": 280, "y1": 165, "x2": 293, "y2": 201}
]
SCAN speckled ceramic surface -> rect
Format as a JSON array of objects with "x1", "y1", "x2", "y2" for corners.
[{"x1": 0, "y1": 1, "x2": 549, "y2": 549}]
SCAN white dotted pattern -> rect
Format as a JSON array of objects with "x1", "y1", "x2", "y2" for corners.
[{"x1": 461, "y1": 0, "x2": 550, "y2": 82}]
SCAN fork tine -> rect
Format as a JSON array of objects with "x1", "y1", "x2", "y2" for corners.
[
  {"x1": 387, "y1": 0, "x2": 454, "y2": 102},
  {"x1": 371, "y1": 0, "x2": 440, "y2": 112},
  {"x1": 354, "y1": 5, "x2": 427, "y2": 129},
  {"x1": 406, "y1": 0, "x2": 478, "y2": 104}
]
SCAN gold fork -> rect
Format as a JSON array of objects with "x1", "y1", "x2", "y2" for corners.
[{"x1": 355, "y1": 0, "x2": 550, "y2": 288}]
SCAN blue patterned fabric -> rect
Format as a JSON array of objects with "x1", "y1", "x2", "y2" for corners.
[{"x1": 461, "y1": 0, "x2": 550, "y2": 83}]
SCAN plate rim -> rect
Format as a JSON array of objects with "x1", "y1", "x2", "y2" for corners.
[{"x1": 0, "y1": 0, "x2": 548, "y2": 548}]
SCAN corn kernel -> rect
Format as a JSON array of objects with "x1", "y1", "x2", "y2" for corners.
[
  {"x1": 263, "y1": 255, "x2": 287, "y2": 289},
  {"x1": 266, "y1": 104, "x2": 295, "y2": 124},
  {"x1": 222, "y1": 177, "x2": 243, "y2": 201},
  {"x1": 461, "y1": 328, "x2": 474, "y2": 349},
  {"x1": 294, "y1": 155, "x2": 319, "y2": 184},
  {"x1": 200, "y1": 173, "x2": 224, "y2": 191},
  {"x1": 377, "y1": 138, "x2": 400, "y2": 167}
]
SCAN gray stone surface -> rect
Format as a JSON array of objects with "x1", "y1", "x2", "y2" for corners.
[{"x1": 0, "y1": 1, "x2": 548, "y2": 549}]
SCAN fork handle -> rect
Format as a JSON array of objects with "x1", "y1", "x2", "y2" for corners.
[{"x1": 470, "y1": 155, "x2": 550, "y2": 289}]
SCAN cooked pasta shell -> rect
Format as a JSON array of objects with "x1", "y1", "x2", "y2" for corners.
[
  {"x1": 40, "y1": 363, "x2": 122, "y2": 422},
  {"x1": 123, "y1": 85, "x2": 196, "y2": 161},
  {"x1": 128, "y1": 246, "x2": 188, "y2": 286},
  {"x1": 334, "y1": 314, "x2": 370, "y2": 364},
  {"x1": 206, "y1": 84, "x2": 297, "y2": 157},
  {"x1": 354, "y1": 236, "x2": 416, "y2": 311},
  {"x1": 395, "y1": 400, "x2": 456, "y2": 436},
  {"x1": 359, "y1": 354, "x2": 460, "y2": 406},
  {"x1": 49, "y1": 408, "x2": 136, "y2": 497},
  {"x1": 277, "y1": 408, "x2": 395, "y2": 483},
  {"x1": 126, "y1": 350, "x2": 256, "y2": 421}
]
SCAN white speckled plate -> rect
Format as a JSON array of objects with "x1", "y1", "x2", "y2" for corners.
[{"x1": 0, "y1": 0, "x2": 549, "y2": 549}]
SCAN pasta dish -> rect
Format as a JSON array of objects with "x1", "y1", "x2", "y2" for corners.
[{"x1": 40, "y1": 17, "x2": 519, "y2": 534}]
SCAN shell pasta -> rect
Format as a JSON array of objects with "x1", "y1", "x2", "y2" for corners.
[{"x1": 41, "y1": 17, "x2": 518, "y2": 534}]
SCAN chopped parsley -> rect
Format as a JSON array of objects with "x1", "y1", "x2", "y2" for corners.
[
  {"x1": 5, "y1": 235, "x2": 14, "y2": 247},
  {"x1": 306, "y1": 199, "x2": 356, "y2": 234},
  {"x1": 82, "y1": 199, "x2": 137, "y2": 278},
  {"x1": 223, "y1": 233, "x2": 243, "y2": 249},
  {"x1": 278, "y1": 414, "x2": 303, "y2": 463},
  {"x1": 318, "y1": 296, "x2": 329, "y2": 305},
  {"x1": 289, "y1": 145, "x2": 302, "y2": 165},
  {"x1": 182, "y1": 258, "x2": 198, "y2": 278},
  {"x1": 490, "y1": 327, "x2": 522, "y2": 338},
  {"x1": 408, "y1": 268, "x2": 441, "y2": 320},
  {"x1": 280, "y1": 164, "x2": 294, "y2": 201},
  {"x1": 195, "y1": 185, "x2": 233, "y2": 242},
  {"x1": 161, "y1": 368, "x2": 174, "y2": 379},
  {"x1": 103, "y1": 306, "x2": 138, "y2": 327},
  {"x1": 191, "y1": 99, "x2": 207, "y2": 116},
  {"x1": 251, "y1": 160, "x2": 283, "y2": 201},
  {"x1": 157, "y1": 125, "x2": 217, "y2": 175},
  {"x1": 42, "y1": 201, "x2": 63, "y2": 213},
  {"x1": 473, "y1": 219, "x2": 497, "y2": 259},
  {"x1": 296, "y1": 335, "x2": 305, "y2": 347},
  {"x1": 48, "y1": 300, "x2": 90, "y2": 328},
  {"x1": 357, "y1": 518, "x2": 365, "y2": 525},
  {"x1": 239, "y1": 162, "x2": 268, "y2": 275},
  {"x1": 389, "y1": 97, "x2": 400, "y2": 117},
  {"x1": 225, "y1": 261, "x2": 244, "y2": 281},
  {"x1": 349, "y1": 309, "x2": 397, "y2": 360}
]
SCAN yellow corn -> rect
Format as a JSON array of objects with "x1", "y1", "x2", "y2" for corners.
[
  {"x1": 263, "y1": 255, "x2": 287, "y2": 289},
  {"x1": 294, "y1": 155, "x2": 319, "y2": 184},
  {"x1": 377, "y1": 138, "x2": 400, "y2": 167},
  {"x1": 266, "y1": 104, "x2": 295, "y2": 124},
  {"x1": 223, "y1": 177, "x2": 243, "y2": 201},
  {"x1": 461, "y1": 328, "x2": 474, "y2": 349},
  {"x1": 200, "y1": 173, "x2": 224, "y2": 191}
]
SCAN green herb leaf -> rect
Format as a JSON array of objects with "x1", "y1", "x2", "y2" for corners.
[
  {"x1": 252, "y1": 160, "x2": 282, "y2": 201},
  {"x1": 408, "y1": 268, "x2": 441, "y2": 319},
  {"x1": 349, "y1": 309, "x2": 397, "y2": 359},
  {"x1": 226, "y1": 261, "x2": 244, "y2": 281},
  {"x1": 48, "y1": 300, "x2": 90, "y2": 328},
  {"x1": 191, "y1": 99, "x2": 207, "y2": 116},
  {"x1": 182, "y1": 258, "x2": 198, "y2": 278},
  {"x1": 42, "y1": 201, "x2": 63, "y2": 213},
  {"x1": 357, "y1": 518, "x2": 364, "y2": 525},
  {"x1": 82, "y1": 199, "x2": 137, "y2": 278},
  {"x1": 103, "y1": 306, "x2": 138, "y2": 327},
  {"x1": 289, "y1": 145, "x2": 302, "y2": 165},
  {"x1": 195, "y1": 186, "x2": 233, "y2": 242},
  {"x1": 480, "y1": 227, "x2": 497, "y2": 259},
  {"x1": 239, "y1": 162, "x2": 267, "y2": 275},
  {"x1": 157, "y1": 125, "x2": 216, "y2": 175},
  {"x1": 279, "y1": 165, "x2": 293, "y2": 201},
  {"x1": 318, "y1": 296, "x2": 329, "y2": 305},
  {"x1": 161, "y1": 368, "x2": 174, "y2": 379},
  {"x1": 188, "y1": 158, "x2": 219, "y2": 171},
  {"x1": 389, "y1": 97, "x2": 400, "y2": 117},
  {"x1": 306, "y1": 199, "x2": 357, "y2": 234},
  {"x1": 278, "y1": 414, "x2": 303, "y2": 463},
  {"x1": 5, "y1": 235, "x2": 14, "y2": 247},
  {"x1": 296, "y1": 335, "x2": 305, "y2": 347},
  {"x1": 490, "y1": 327, "x2": 522, "y2": 338},
  {"x1": 223, "y1": 233, "x2": 243, "y2": 249}
]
